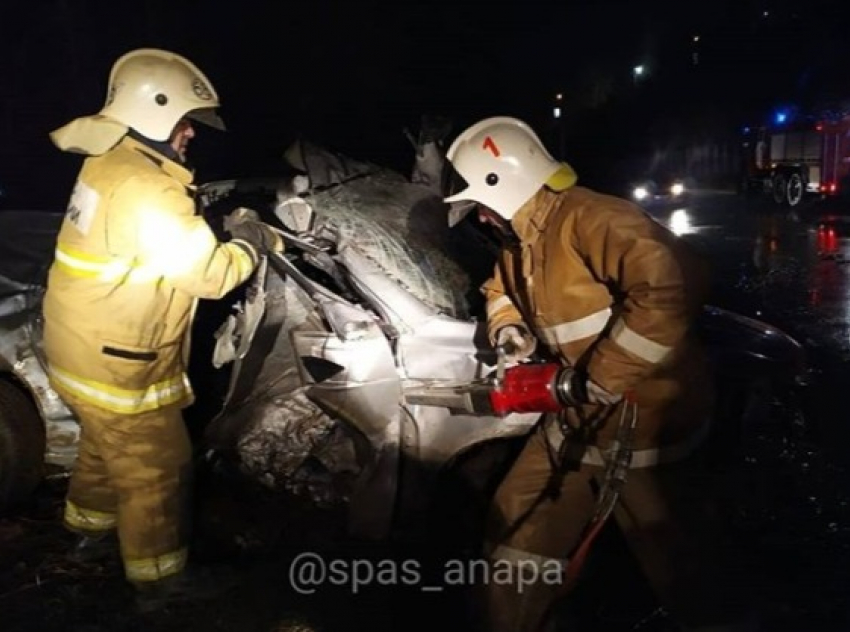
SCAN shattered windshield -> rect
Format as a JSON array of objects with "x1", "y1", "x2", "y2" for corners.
[{"x1": 201, "y1": 142, "x2": 499, "y2": 322}]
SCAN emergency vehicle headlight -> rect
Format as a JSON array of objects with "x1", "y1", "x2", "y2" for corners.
[
  {"x1": 671, "y1": 182, "x2": 685, "y2": 196},
  {"x1": 633, "y1": 186, "x2": 649, "y2": 201}
]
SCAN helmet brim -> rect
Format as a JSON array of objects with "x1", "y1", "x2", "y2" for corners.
[
  {"x1": 443, "y1": 188, "x2": 468, "y2": 204},
  {"x1": 446, "y1": 200, "x2": 477, "y2": 227},
  {"x1": 186, "y1": 107, "x2": 226, "y2": 131}
]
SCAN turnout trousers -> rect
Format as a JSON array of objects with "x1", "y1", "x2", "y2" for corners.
[
  {"x1": 61, "y1": 394, "x2": 193, "y2": 584},
  {"x1": 477, "y1": 416, "x2": 759, "y2": 632}
]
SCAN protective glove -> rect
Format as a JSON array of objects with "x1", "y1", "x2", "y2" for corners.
[
  {"x1": 224, "y1": 207, "x2": 284, "y2": 255},
  {"x1": 223, "y1": 206, "x2": 261, "y2": 229},
  {"x1": 495, "y1": 324, "x2": 538, "y2": 363},
  {"x1": 556, "y1": 368, "x2": 623, "y2": 407}
]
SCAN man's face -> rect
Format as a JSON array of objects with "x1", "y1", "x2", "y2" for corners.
[
  {"x1": 169, "y1": 118, "x2": 195, "y2": 162},
  {"x1": 476, "y1": 205, "x2": 519, "y2": 247},
  {"x1": 477, "y1": 206, "x2": 511, "y2": 231}
]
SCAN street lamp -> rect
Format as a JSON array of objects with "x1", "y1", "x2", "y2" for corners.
[{"x1": 553, "y1": 92, "x2": 565, "y2": 159}]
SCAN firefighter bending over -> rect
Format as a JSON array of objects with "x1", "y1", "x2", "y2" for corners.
[
  {"x1": 43, "y1": 48, "x2": 281, "y2": 610},
  {"x1": 444, "y1": 116, "x2": 759, "y2": 631}
]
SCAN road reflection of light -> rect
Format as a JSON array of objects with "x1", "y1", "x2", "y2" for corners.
[
  {"x1": 817, "y1": 224, "x2": 838, "y2": 254},
  {"x1": 668, "y1": 209, "x2": 693, "y2": 236},
  {"x1": 809, "y1": 223, "x2": 848, "y2": 311}
]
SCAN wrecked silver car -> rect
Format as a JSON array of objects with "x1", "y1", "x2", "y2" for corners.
[
  {"x1": 0, "y1": 141, "x2": 807, "y2": 541},
  {"x1": 0, "y1": 210, "x2": 77, "y2": 505}
]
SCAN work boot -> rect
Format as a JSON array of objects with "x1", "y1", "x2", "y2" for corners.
[
  {"x1": 133, "y1": 565, "x2": 239, "y2": 613},
  {"x1": 67, "y1": 533, "x2": 120, "y2": 564}
]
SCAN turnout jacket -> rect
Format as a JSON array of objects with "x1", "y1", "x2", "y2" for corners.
[
  {"x1": 43, "y1": 135, "x2": 257, "y2": 414},
  {"x1": 484, "y1": 184, "x2": 714, "y2": 451}
]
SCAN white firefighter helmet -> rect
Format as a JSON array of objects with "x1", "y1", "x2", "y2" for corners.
[
  {"x1": 50, "y1": 48, "x2": 224, "y2": 155},
  {"x1": 100, "y1": 48, "x2": 224, "y2": 140},
  {"x1": 443, "y1": 116, "x2": 576, "y2": 225}
]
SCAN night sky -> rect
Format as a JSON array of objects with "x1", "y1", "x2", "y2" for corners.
[{"x1": 2, "y1": 0, "x2": 850, "y2": 208}]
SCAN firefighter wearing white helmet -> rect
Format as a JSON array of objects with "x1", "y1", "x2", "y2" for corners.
[
  {"x1": 44, "y1": 48, "x2": 281, "y2": 610},
  {"x1": 443, "y1": 116, "x2": 577, "y2": 226},
  {"x1": 102, "y1": 47, "x2": 225, "y2": 140},
  {"x1": 51, "y1": 48, "x2": 227, "y2": 155},
  {"x1": 445, "y1": 117, "x2": 759, "y2": 632}
]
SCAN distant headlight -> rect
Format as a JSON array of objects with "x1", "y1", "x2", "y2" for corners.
[
  {"x1": 670, "y1": 182, "x2": 685, "y2": 196},
  {"x1": 633, "y1": 186, "x2": 649, "y2": 201}
]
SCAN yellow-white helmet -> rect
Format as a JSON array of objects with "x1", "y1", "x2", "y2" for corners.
[
  {"x1": 443, "y1": 116, "x2": 576, "y2": 224},
  {"x1": 50, "y1": 48, "x2": 224, "y2": 155},
  {"x1": 100, "y1": 48, "x2": 224, "y2": 141}
]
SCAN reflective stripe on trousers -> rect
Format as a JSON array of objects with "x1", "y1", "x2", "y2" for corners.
[
  {"x1": 64, "y1": 500, "x2": 188, "y2": 582},
  {"x1": 64, "y1": 499, "x2": 118, "y2": 533},
  {"x1": 544, "y1": 414, "x2": 712, "y2": 468},
  {"x1": 125, "y1": 548, "x2": 189, "y2": 583},
  {"x1": 61, "y1": 392, "x2": 192, "y2": 583}
]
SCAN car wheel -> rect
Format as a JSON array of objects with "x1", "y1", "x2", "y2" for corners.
[
  {"x1": 0, "y1": 378, "x2": 46, "y2": 512},
  {"x1": 786, "y1": 173, "x2": 804, "y2": 207}
]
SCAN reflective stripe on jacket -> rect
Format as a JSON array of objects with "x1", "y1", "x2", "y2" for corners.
[
  {"x1": 43, "y1": 135, "x2": 257, "y2": 413},
  {"x1": 483, "y1": 184, "x2": 714, "y2": 449}
]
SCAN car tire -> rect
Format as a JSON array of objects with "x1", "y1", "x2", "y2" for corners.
[
  {"x1": 0, "y1": 378, "x2": 46, "y2": 512},
  {"x1": 786, "y1": 173, "x2": 804, "y2": 207}
]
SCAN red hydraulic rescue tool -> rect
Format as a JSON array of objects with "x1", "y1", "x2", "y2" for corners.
[
  {"x1": 403, "y1": 344, "x2": 638, "y2": 592},
  {"x1": 404, "y1": 345, "x2": 598, "y2": 417}
]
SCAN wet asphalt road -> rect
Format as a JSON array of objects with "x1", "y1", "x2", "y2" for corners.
[
  {"x1": 649, "y1": 190, "x2": 850, "y2": 471},
  {"x1": 636, "y1": 190, "x2": 850, "y2": 632}
]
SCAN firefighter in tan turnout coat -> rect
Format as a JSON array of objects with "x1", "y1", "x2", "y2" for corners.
[
  {"x1": 44, "y1": 48, "x2": 281, "y2": 606},
  {"x1": 444, "y1": 117, "x2": 758, "y2": 631}
]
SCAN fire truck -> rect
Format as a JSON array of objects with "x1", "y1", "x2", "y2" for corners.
[{"x1": 741, "y1": 106, "x2": 850, "y2": 207}]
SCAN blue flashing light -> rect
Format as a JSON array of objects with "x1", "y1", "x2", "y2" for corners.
[
  {"x1": 743, "y1": 126, "x2": 751, "y2": 134},
  {"x1": 775, "y1": 111, "x2": 788, "y2": 125}
]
